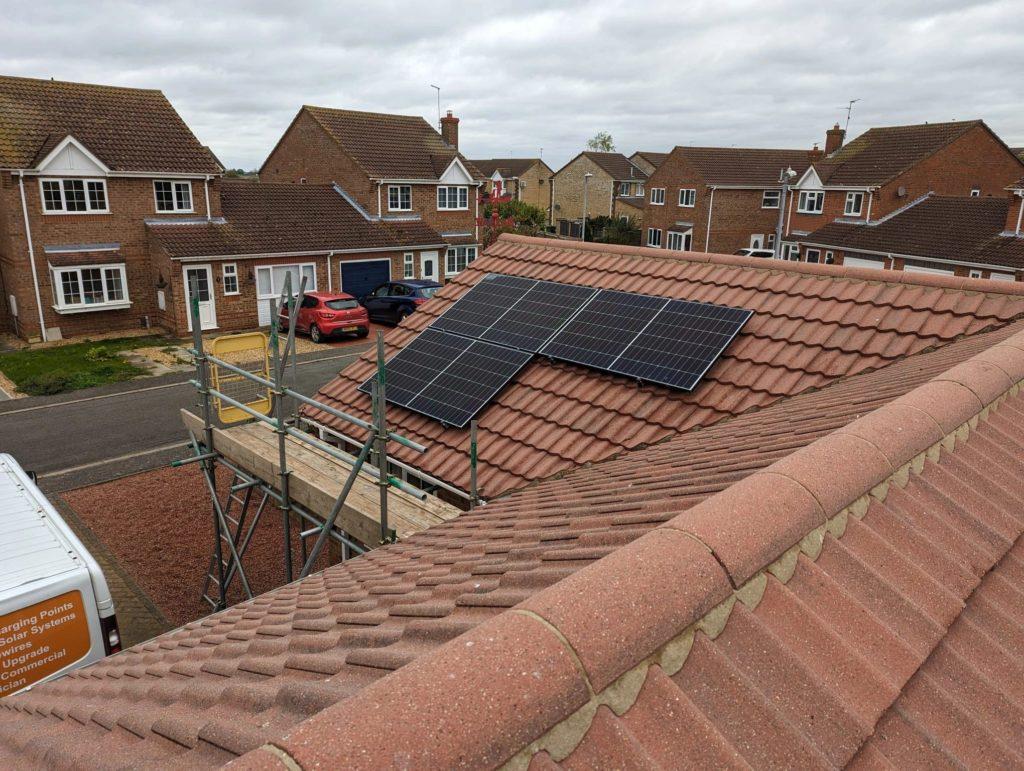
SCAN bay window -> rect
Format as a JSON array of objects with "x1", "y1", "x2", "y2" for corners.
[
  {"x1": 40, "y1": 178, "x2": 108, "y2": 213},
  {"x1": 154, "y1": 180, "x2": 193, "y2": 213},
  {"x1": 437, "y1": 185, "x2": 469, "y2": 210},
  {"x1": 51, "y1": 264, "x2": 129, "y2": 312},
  {"x1": 445, "y1": 245, "x2": 477, "y2": 275}
]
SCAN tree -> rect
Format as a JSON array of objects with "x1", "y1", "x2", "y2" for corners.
[
  {"x1": 597, "y1": 216, "x2": 641, "y2": 246},
  {"x1": 480, "y1": 199, "x2": 550, "y2": 247},
  {"x1": 586, "y1": 132, "x2": 615, "y2": 152}
]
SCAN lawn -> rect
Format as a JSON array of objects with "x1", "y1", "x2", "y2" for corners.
[{"x1": 0, "y1": 335, "x2": 175, "y2": 396}]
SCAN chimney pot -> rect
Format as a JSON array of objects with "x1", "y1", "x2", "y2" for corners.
[
  {"x1": 440, "y1": 111, "x2": 460, "y2": 150},
  {"x1": 825, "y1": 123, "x2": 846, "y2": 155}
]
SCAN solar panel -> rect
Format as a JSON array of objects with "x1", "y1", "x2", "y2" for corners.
[
  {"x1": 607, "y1": 299, "x2": 753, "y2": 390},
  {"x1": 358, "y1": 329, "x2": 531, "y2": 427},
  {"x1": 480, "y1": 280, "x2": 597, "y2": 352},
  {"x1": 432, "y1": 274, "x2": 537, "y2": 340},
  {"x1": 539, "y1": 289, "x2": 668, "y2": 370}
]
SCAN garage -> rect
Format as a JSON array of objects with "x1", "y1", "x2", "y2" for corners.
[
  {"x1": 340, "y1": 258, "x2": 392, "y2": 299},
  {"x1": 843, "y1": 255, "x2": 886, "y2": 270}
]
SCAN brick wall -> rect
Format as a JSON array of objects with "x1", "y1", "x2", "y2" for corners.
[
  {"x1": 551, "y1": 155, "x2": 615, "y2": 226},
  {"x1": 804, "y1": 245, "x2": 1021, "y2": 281},
  {"x1": 516, "y1": 161, "x2": 554, "y2": 214},
  {"x1": 0, "y1": 173, "x2": 221, "y2": 341}
]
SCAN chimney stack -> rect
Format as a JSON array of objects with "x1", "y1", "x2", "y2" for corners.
[
  {"x1": 808, "y1": 143, "x2": 824, "y2": 163},
  {"x1": 825, "y1": 123, "x2": 845, "y2": 155},
  {"x1": 440, "y1": 110, "x2": 459, "y2": 150}
]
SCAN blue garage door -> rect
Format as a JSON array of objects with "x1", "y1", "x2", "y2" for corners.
[{"x1": 340, "y1": 259, "x2": 391, "y2": 299}]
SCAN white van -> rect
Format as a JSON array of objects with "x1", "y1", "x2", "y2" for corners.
[{"x1": 0, "y1": 454, "x2": 120, "y2": 698}]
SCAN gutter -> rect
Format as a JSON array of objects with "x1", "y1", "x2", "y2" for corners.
[
  {"x1": 17, "y1": 171, "x2": 47, "y2": 342},
  {"x1": 704, "y1": 187, "x2": 715, "y2": 252},
  {"x1": 171, "y1": 243, "x2": 450, "y2": 262},
  {"x1": 204, "y1": 175, "x2": 212, "y2": 220}
]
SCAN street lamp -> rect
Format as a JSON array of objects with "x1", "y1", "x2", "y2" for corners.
[
  {"x1": 774, "y1": 167, "x2": 797, "y2": 259},
  {"x1": 582, "y1": 172, "x2": 594, "y2": 242}
]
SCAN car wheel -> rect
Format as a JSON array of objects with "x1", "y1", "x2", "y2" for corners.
[
  {"x1": 310, "y1": 324, "x2": 323, "y2": 344},
  {"x1": 396, "y1": 306, "x2": 413, "y2": 323},
  {"x1": 356, "y1": 326, "x2": 369, "y2": 338}
]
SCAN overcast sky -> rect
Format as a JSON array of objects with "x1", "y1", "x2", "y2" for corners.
[{"x1": 4, "y1": 0, "x2": 1022, "y2": 171}]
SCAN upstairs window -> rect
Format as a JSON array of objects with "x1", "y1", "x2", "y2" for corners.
[
  {"x1": 389, "y1": 185, "x2": 412, "y2": 211},
  {"x1": 154, "y1": 181, "x2": 193, "y2": 213},
  {"x1": 51, "y1": 263, "x2": 128, "y2": 311},
  {"x1": 797, "y1": 190, "x2": 824, "y2": 214},
  {"x1": 678, "y1": 188, "x2": 696, "y2": 207},
  {"x1": 446, "y1": 245, "x2": 477, "y2": 275},
  {"x1": 40, "y1": 178, "x2": 108, "y2": 214},
  {"x1": 761, "y1": 190, "x2": 781, "y2": 209},
  {"x1": 619, "y1": 182, "x2": 631, "y2": 196},
  {"x1": 650, "y1": 188, "x2": 666, "y2": 205},
  {"x1": 844, "y1": 191, "x2": 864, "y2": 216},
  {"x1": 438, "y1": 186, "x2": 469, "y2": 210}
]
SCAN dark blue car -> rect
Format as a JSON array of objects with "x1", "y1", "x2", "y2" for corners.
[{"x1": 361, "y1": 279, "x2": 443, "y2": 324}]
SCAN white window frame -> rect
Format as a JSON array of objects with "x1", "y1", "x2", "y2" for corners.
[
  {"x1": 990, "y1": 271, "x2": 1016, "y2": 281},
  {"x1": 153, "y1": 180, "x2": 194, "y2": 213},
  {"x1": 969, "y1": 269, "x2": 983, "y2": 279},
  {"x1": 650, "y1": 188, "x2": 666, "y2": 205},
  {"x1": 445, "y1": 245, "x2": 478, "y2": 276},
  {"x1": 637, "y1": 184, "x2": 645, "y2": 196},
  {"x1": 780, "y1": 242, "x2": 799, "y2": 260},
  {"x1": 970, "y1": 188, "x2": 981, "y2": 197},
  {"x1": 403, "y1": 252, "x2": 415, "y2": 279},
  {"x1": 797, "y1": 190, "x2": 825, "y2": 214},
  {"x1": 255, "y1": 263, "x2": 318, "y2": 299},
  {"x1": 666, "y1": 230, "x2": 692, "y2": 251},
  {"x1": 437, "y1": 185, "x2": 469, "y2": 210},
  {"x1": 222, "y1": 263, "x2": 240, "y2": 295},
  {"x1": 50, "y1": 263, "x2": 129, "y2": 312},
  {"x1": 389, "y1": 185, "x2": 412, "y2": 211},
  {"x1": 647, "y1": 228, "x2": 662, "y2": 248},
  {"x1": 825, "y1": 251, "x2": 834, "y2": 264},
  {"x1": 619, "y1": 182, "x2": 631, "y2": 196},
  {"x1": 844, "y1": 191, "x2": 864, "y2": 216},
  {"x1": 677, "y1": 188, "x2": 696, "y2": 208},
  {"x1": 39, "y1": 177, "x2": 109, "y2": 214},
  {"x1": 761, "y1": 190, "x2": 781, "y2": 209},
  {"x1": 805, "y1": 248, "x2": 821, "y2": 264}
]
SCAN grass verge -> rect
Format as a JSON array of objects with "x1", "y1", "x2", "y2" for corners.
[{"x1": 0, "y1": 335, "x2": 173, "y2": 396}]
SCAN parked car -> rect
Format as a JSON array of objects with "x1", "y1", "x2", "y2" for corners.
[
  {"x1": 279, "y1": 291, "x2": 369, "y2": 343},
  {"x1": 361, "y1": 280, "x2": 442, "y2": 324},
  {"x1": 734, "y1": 248, "x2": 776, "y2": 258}
]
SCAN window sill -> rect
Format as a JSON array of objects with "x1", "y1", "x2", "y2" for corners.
[
  {"x1": 52, "y1": 301, "x2": 132, "y2": 315},
  {"x1": 796, "y1": 211, "x2": 823, "y2": 215},
  {"x1": 43, "y1": 210, "x2": 111, "y2": 216},
  {"x1": 155, "y1": 210, "x2": 195, "y2": 215},
  {"x1": 677, "y1": 204, "x2": 695, "y2": 208},
  {"x1": 437, "y1": 208, "x2": 470, "y2": 212}
]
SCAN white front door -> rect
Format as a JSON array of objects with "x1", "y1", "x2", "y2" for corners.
[
  {"x1": 183, "y1": 264, "x2": 216, "y2": 331},
  {"x1": 750, "y1": 234, "x2": 764, "y2": 249},
  {"x1": 420, "y1": 251, "x2": 439, "y2": 282}
]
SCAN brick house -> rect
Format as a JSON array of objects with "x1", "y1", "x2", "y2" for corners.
[
  {"x1": 0, "y1": 75, "x2": 223, "y2": 342},
  {"x1": 628, "y1": 150, "x2": 668, "y2": 176},
  {"x1": 261, "y1": 106, "x2": 484, "y2": 280},
  {"x1": 469, "y1": 158, "x2": 554, "y2": 213},
  {"x1": 785, "y1": 120, "x2": 1024, "y2": 259},
  {"x1": 550, "y1": 152, "x2": 648, "y2": 236},
  {"x1": 796, "y1": 188, "x2": 1024, "y2": 280},
  {"x1": 643, "y1": 146, "x2": 814, "y2": 254}
]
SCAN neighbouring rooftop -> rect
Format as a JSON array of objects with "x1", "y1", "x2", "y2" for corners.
[{"x1": 669, "y1": 145, "x2": 814, "y2": 187}]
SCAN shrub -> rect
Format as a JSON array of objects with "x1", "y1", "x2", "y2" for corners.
[
  {"x1": 20, "y1": 372, "x2": 73, "y2": 396},
  {"x1": 85, "y1": 345, "x2": 113, "y2": 362}
]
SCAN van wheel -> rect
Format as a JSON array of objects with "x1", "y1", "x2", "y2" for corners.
[{"x1": 310, "y1": 324, "x2": 323, "y2": 343}]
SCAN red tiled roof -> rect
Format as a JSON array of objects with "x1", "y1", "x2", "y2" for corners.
[
  {"x1": 305, "y1": 234, "x2": 1024, "y2": 498},
  {"x1": 148, "y1": 181, "x2": 444, "y2": 258},
  {"x1": 0, "y1": 74, "x2": 220, "y2": 174},
  {"x1": 297, "y1": 106, "x2": 483, "y2": 181},
  {"x1": 671, "y1": 145, "x2": 814, "y2": 186},
  {"x1": 805, "y1": 194, "x2": 1024, "y2": 270},
  {"x1": 813, "y1": 120, "x2": 1016, "y2": 187},
  {"x1": 3, "y1": 313, "x2": 1019, "y2": 768}
]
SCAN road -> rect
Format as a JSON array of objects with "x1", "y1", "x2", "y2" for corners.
[{"x1": 0, "y1": 346, "x2": 370, "y2": 491}]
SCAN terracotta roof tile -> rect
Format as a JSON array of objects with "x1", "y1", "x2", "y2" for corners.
[
  {"x1": 3, "y1": 317, "x2": 1022, "y2": 768},
  {"x1": 0, "y1": 74, "x2": 219, "y2": 173},
  {"x1": 671, "y1": 145, "x2": 814, "y2": 186},
  {"x1": 148, "y1": 180, "x2": 443, "y2": 258},
  {"x1": 307, "y1": 234, "x2": 1024, "y2": 497}
]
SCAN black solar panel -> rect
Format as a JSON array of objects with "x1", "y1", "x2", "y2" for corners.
[
  {"x1": 358, "y1": 328, "x2": 531, "y2": 427},
  {"x1": 539, "y1": 289, "x2": 668, "y2": 369},
  {"x1": 607, "y1": 300, "x2": 753, "y2": 390},
  {"x1": 481, "y1": 280, "x2": 597, "y2": 352},
  {"x1": 432, "y1": 274, "x2": 537, "y2": 340}
]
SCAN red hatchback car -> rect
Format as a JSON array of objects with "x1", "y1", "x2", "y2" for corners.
[{"x1": 279, "y1": 291, "x2": 369, "y2": 343}]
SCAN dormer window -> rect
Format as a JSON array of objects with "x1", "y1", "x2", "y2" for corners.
[
  {"x1": 154, "y1": 180, "x2": 193, "y2": 213},
  {"x1": 40, "y1": 178, "x2": 108, "y2": 214},
  {"x1": 437, "y1": 185, "x2": 468, "y2": 210}
]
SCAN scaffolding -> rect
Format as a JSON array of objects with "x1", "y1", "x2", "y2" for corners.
[{"x1": 173, "y1": 273, "x2": 437, "y2": 612}]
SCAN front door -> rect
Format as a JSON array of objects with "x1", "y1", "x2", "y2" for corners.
[
  {"x1": 750, "y1": 234, "x2": 764, "y2": 249},
  {"x1": 183, "y1": 265, "x2": 216, "y2": 331},
  {"x1": 420, "y1": 251, "x2": 439, "y2": 282}
]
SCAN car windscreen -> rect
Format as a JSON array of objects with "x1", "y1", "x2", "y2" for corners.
[
  {"x1": 325, "y1": 298, "x2": 360, "y2": 310},
  {"x1": 414, "y1": 286, "x2": 440, "y2": 299}
]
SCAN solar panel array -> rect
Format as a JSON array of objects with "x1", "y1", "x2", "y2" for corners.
[{"x1": 362, "y1": 274, "x2": 752, "y2": 426}]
